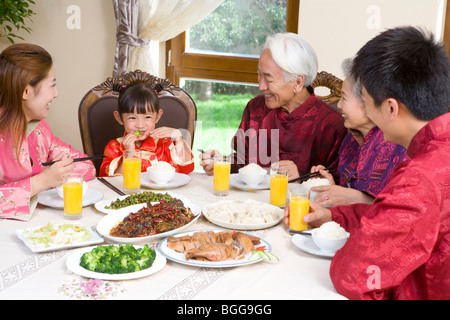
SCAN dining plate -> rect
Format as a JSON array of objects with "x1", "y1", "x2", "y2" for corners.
[
  {"x1": 95, "y1": 196, "x2": 202, "y2": 244},
  {"x1": 158, "y1": 229, "x2": 271, "y2": 268},
  {"x1": 94, "y1": 190, "x2": 185, "y2": 215},
  {"x1": 141, "y1": 172, "x2": 192, "y2": 189},
  {"x1": 65, "y1": 245, "x2": 167, "y2": 280},
  {"x1": 15, "y1": 223, "x2": 104, "y2": 253},
  {"x1": 38, "y1": 188, "x2": 103, "y2": 209},
  {"x1": 230, "y1": 174, "x2": 270, "y2": 191},
  {"x1": 291, "y1": 234, "x2": 334, "y2": 258},
  {"x1": 202, "y1": 199, "x2": 283, "y2": 230}
]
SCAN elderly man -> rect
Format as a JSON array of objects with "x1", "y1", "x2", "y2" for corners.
[
  {"x1": 200, "y1": 33, "x2": 346, "y2": 180},
  {"x1": 300, "y1": 26, "x2": 450, "y2": 300}
]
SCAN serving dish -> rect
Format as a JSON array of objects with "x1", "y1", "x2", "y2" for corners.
[
  {"x1": 95, "y1": 199, "x2": 201, "y2": 244},
  {"x1": 66, "y1": 245, "x2": 166, "y2": 280},
  {"x1": 15, "y1": 223, "x2": 104, "y2": 253},
  {"x1": 158, "y1": 229, "x2": 271, "y2": 268}
]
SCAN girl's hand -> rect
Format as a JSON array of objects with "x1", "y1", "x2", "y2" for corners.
[
  {"x1": 151, "y1": 127, "x2": 183, "y2": 144},
  {"x1": 122, "y1": 133, "x2": 139, "y2": 152}
]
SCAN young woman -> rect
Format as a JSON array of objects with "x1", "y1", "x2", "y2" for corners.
[
  {"x1": 99, "y1": 82, "x2": 194, "y2": 177},
  {"x1": 0, "y1": 43, "x2": 95, "y2": 220}
]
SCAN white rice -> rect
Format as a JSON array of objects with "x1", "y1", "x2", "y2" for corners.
[
  {"x1": 301, "y1": 178, "x2": 330, "y2": 190},
  {"x1": 239, "y1": 163, "x2": 266, "y2": 175},
  {"x1": 149, "y1": 161, "x2": 173, "y2": 172},
  {"x1": 316, "y1": 221, "x2": 348, "y2": 239},
  {"x1": 205, "y1": 199, "x2": 283, "y2": 225}
]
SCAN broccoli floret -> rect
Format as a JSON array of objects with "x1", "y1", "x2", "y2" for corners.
[{"x1": 79, "y1": 244, "x2": 156, "y2": 274}]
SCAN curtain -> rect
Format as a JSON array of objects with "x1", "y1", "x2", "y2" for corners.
[
  {"x1": 126, "y1": 0, "x2": 224, "y2": 77},
  {"x1": 112, "y1": 0, "x2": 149, "y2": 77}
]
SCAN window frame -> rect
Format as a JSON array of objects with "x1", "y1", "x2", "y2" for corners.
[{"x1": 165, "y1": 0, "x2": 299, "y2": 86}]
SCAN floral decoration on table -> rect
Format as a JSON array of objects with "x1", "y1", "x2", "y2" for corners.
[{"x1": 58, "y1": 277, "x2": 126, "y2": 300}]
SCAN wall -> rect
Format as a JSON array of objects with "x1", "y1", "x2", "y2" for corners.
[
  {"x1": 0, "y1": 0, "x2": 116, "y2": 152},
  {"x1": 298, "y1": 0, "x2": 447, "y2": 79}
]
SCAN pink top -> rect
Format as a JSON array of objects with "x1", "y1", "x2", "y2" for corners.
[{"x1": 0, "y1": 120, "x2": 95, "y2": 220}]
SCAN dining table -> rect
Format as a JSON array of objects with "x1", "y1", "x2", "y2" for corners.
[{"x1": 0, "y1": 171, "x2": 346, "y2": 301}]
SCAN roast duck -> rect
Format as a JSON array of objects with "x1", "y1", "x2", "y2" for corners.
[{"x1": 167, "y1": 231, "x2": 261, "y2": 261}]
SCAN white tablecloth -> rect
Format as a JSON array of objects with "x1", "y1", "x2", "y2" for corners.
[{"x1": 0, "y1": 172, "x2": 345, "y2": 300}]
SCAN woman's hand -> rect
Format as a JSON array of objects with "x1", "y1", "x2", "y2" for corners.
[
  {"x1": 310, "y1": 165, "x2": 335, "y2": 185},
  {"x1": 310, "y1": 184, "x2": 374, "y2": 207},
  {"x1": 32, "y1": 157, "x2": 74, "y2": 196}
]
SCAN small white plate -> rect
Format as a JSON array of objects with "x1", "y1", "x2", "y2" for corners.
[
  {"x1": 66, "y1": 245, "x2": 167, "y2": 280},
  {"x1": 291, "y1": 234, "x2": 334, "y2": 258},
  {"x1": 38, "y1": 189, "x2": 103, "y2": 209},
  {"x1": 141, "y1": 172, "x2": 192, "y2": 189},
  {"x1": 15, "y1": 224, "x2": 104, "y2": 253},
  {"x1": 158, "y1": 229, "x2": 271, "y2": 268},
  {"x1": 230, "y1": 174, "x2": 270, "y2": 191}
]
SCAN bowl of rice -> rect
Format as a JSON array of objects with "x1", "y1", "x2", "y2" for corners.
[
  {"x1": 301, "y1": 178, "x2": 331, "y2": 200},
  {"x1": 311, "y1": 221, "x2": 349, "y2": 253},
  {"x1": 238, "y1": 163, "x2": 267, "y2": 187},
  {"x1": 147, "y1": 161, "x2": 175, "y2": 184}
]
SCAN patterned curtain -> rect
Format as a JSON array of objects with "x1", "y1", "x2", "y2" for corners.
[{"x1": 112, "y1": 0, "x2": 149, "y2": 77}]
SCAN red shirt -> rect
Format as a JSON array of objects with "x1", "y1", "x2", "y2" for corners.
[
  {"x1": 99, "y1": 134, "x2": 194, "y2": 177},
  {"x1": 232, "y1": 92, "x2": 347, "y2": 178},
  {"x1": 330, "y1": 113, "x2": 450, "y2": 300}
]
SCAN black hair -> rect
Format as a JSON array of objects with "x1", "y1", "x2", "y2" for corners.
[
  {"x1": 351, "y1": 26, "x2": 450, "y2": 121},
  {"x1": 117, "y1": 82, "x2": 163, "y2": 115}
]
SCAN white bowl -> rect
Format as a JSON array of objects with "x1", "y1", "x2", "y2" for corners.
[
  {"x1": 147, "y1": 163, "x2": 175, "y2": 184},
  {"x1": 57, "y1": 181, "x2": 88, "y2": 199},
  {"x1": 301, "y1": 178, "x2": 331, "y2": 200},
  {"x1": 311, "y1": 227, "x2": 349, "y2": 253},
  {"x1": 238, "y1": 171, "x2": 266, "y2": 187}
]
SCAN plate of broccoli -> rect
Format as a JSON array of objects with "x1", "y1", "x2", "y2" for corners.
[{"x1": 66, "y1": 244, "x2": 166, "y2": 280}]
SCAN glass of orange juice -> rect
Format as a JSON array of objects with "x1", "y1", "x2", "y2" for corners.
[
  {"x1": 270, "y1": 167, "x2": 288, "y2": 206},
  {"x1": 63, "y1": 172, "x2": 83, "y2": 220},
  {"x1": 213, "y1": 155, "x2": 231, "y2": 196},
  {"x1": 123, "y1": 150, "x2": 141, "y2": 194},
  {"x1": 289, "y1": 188, "x2": 310, "y2": 233}
]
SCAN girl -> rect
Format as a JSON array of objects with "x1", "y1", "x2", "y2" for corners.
[
  {"x1": 100, "y1": 82, "x2": 194, "y2": 176},
  {"x1": 0, "y1": 43, "x2": 95, "y2": 220}
]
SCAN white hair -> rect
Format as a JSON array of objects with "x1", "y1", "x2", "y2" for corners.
[
  {"x1": 263, "y1": 33, "x2": 318, "y2": 86},
  {"x1": 341, "y1": 58, "x2": 362, "y2": 100}
]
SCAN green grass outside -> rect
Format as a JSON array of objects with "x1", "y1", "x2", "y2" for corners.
[{"x1": 191, "y1": 93, "x2": 253, "y2": 169}]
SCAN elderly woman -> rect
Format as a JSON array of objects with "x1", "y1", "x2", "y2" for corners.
[
  {"x1": 200, "y1": 33, "x2": 347, "y2": 180},
  {"x1": 308, "y1": 59, "x2": 409, "y2": 206}
]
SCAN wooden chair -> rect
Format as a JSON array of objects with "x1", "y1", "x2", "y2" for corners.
[
  {"x1": 311, "y1": 71, "x2": 343, "y2": 111},
  {"x1": 78, "y1": 70, "x2": 197, "y2": 175}
]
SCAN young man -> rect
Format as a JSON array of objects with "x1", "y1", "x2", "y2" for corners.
[{"x1": 302, "y1": 26, "x2": 450, "y2": 299}]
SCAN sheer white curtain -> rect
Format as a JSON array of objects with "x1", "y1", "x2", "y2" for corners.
[{"x1": 127, "y1": 0, "x2": 224, "y2": 77}]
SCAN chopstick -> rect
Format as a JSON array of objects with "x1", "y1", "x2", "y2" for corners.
[
  {"x1": 97, "y1": 177, "x2": 126, "y2": 196},
  {"x1": 41, "y1": 155, "x2": 105, "y2": 166},
  {"x1": 288, "y1": 167, "x2": 333, "y2": 183}
]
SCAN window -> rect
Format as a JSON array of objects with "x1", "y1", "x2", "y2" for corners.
[{"x1": 166, "y1": 0, "x2": 299, "y2": 162}]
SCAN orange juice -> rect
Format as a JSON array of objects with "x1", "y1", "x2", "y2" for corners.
[
  {"x1": 123, "y1": 157, "x2": 141, "y2": 191},
  {"x1": 270, "y1": 174, "x2": 288, "y2": 206},
  {"x1": 63, "y1": 182, "x2": 83, "y2": 215},
  {"x1": 213, "y1": 161, "x2": 231, "y2": 195},
  {"x1": 289, "y1": 196, "x2": 310, "y2": 231}
]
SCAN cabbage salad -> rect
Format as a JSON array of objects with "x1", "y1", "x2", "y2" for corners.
[{"x1": 23, "y1": 223, "x2": 92, "y2": 248}]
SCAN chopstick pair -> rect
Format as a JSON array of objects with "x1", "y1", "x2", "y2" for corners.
[
  {"x1": 41, "y1": 155, "x2": 105, "y2": 166},
  {"x1": 98, "y1": 177, "x2": 126, "y2": 196},
  {"x1": 288, "y1": 167, "x2": 333, "y2": 183}
]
